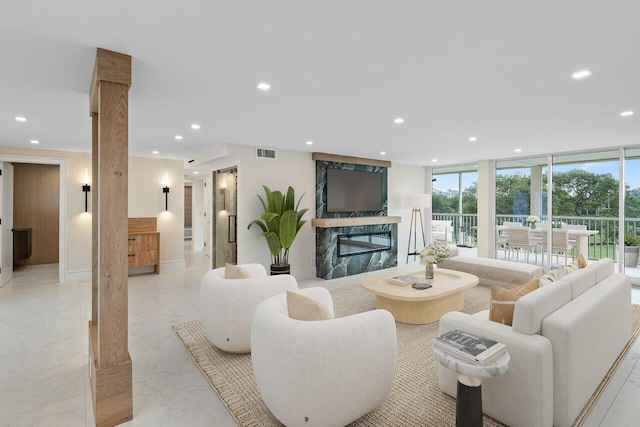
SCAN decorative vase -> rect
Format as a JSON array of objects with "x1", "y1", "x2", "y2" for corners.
[
  {"x1": 425, "y1": 263, "x2": 435, "y2": 280},
  {"x1": 530, "y1": 222, "x2": 536, "y2": 229}
]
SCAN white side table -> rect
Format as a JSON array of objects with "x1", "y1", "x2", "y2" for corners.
[{"x1": 432, "y1": 343, "x2": 510, "y2": 427}]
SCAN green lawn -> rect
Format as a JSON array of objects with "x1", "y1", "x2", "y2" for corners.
[{"x1": 589, "y1": 244, "x2": 617, "y2": 261}]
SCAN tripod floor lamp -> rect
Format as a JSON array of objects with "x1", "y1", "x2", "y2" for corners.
[{"x1": 406, "y1": 194, "x2": 432, "y2": 263}]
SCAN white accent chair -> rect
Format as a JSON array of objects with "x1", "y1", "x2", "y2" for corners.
[
  {"x1": 507, "y1": 228, "x2": 538, "y2": 263},
  {"x1": 251, "y1": 287, "x2": 397, "y2": 427},
  {"x1": 496, "y1": 222, "x2": 522, "y2": 259},
  {"x1": 199, "y1": 263, "x2": 298, "y2": 353},
  {"x1": 540, "y1": 229, "x2": 575, "y2": 265},
  {"x1": 432, "y1": 220, "x2": 454, "y2": 244}
]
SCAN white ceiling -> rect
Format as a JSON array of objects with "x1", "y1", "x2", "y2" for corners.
[{"x1": 1, "y1": 1, "x2": 639, "y2": 168}]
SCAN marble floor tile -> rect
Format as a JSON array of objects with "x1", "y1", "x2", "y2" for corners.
[
  {"x1": 0, "y1": 394, "x2": 86, "y2": 427},
  {"x1": 3, "y1": 248, "x2": 640, "y2": 426}
]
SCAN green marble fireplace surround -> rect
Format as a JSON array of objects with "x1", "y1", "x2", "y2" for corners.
[{"x1": 313, "y1": 153, "x2": 399, "y2": 279}]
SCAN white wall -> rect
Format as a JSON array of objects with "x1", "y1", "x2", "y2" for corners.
[
  {"x1": 229, "y1": 144, "x2": 316, "y2": 279},
  {"x1": 197, "y1": 144, "x2": 316, "y2": 279},
  {"x1": 129, "y1": 157, "x2": 185, "y2": 270},
  {"x1": 0, "y1": 146, "x2": 186, "y2": 280},
  {"x1": 388, "y1": 163, "x2": 427, "y2": 267},
  {"x1": 195, "y1": 144, "x2": 423, "y2": 278}
]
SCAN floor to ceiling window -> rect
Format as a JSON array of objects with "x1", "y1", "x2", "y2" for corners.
[
  {"x1": 552, "y1": 151, "x2": 620, "y2": 264},
  {"x1": 432, "y1": 165, "x2": 478, "y2": 247},
  {"x1": 493, "y1": 149, "x2": 640, "y2": 283},
  {"x1": 495, "y1": 157, "x2": 548, "y2": 226}
]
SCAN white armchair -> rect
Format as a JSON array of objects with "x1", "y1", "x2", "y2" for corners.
[
  {"x1": 251, "y1": 287, "x2": 397, "y2": 427},
  {"x1": 199, "y1": 263, "x2": 298, "y2": 353},
  {"x1": 432, "y1": 220, "x2": 453, "y2": 244}
]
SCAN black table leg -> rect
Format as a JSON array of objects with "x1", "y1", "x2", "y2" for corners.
[{"x1": 456, "y1": 381, "x2": 482, "y2": 427}]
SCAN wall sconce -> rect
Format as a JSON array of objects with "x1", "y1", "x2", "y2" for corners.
[
  {"x1": 82, "y1": 168, "x2": 91, "y2": 212},
  {"x1": 220, "y1": 176, "x2": 227, "y2": 210},
  {"x1": 82, "y1": 184, "x2": 91, "y2": 212},
  {"x1": 163, "y1": 186, "x2": 170, "y2": 211}
]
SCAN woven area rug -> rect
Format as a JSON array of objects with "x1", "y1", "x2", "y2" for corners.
[{"x1": 173, "y1": 284, "x2": 640, "y2": 427}]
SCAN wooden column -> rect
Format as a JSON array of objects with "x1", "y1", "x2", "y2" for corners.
[{"x1": 88, "y1": 48, "x2": 133, "y2": 427}]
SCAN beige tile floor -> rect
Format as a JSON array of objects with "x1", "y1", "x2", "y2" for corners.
[{"x1": 0, "y1": 246, "x2": 639, "y2": 426}]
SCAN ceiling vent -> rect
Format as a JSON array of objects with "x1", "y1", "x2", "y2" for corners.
[{"x1": 256, "y1": 147, "x2": 277, "y2": 159}]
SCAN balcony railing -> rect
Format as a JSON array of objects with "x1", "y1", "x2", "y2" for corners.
[
  {"x1": 434, "y1": 212, "x2": 640, "y2": 261},
  {"x1": 432, "y1": 213, "x2": 478, "y2": 247}
]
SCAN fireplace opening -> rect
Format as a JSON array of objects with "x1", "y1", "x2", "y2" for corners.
[{"x1": 337, "y1": 231, "x2": 392, "y2": 257}]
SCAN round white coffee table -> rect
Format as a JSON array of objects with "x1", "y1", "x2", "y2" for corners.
[{"x1": 432, "y1": 343, "x2": 510, "y2": 427}]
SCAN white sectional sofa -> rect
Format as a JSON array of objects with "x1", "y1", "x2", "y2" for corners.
[
  {"x1": 440, "y1": 254, "x2": 545, "y2": 285},
  {"x1": 437, "y1": 259, "x2": 631, "y2": 427}
]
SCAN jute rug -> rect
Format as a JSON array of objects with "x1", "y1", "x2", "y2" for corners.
[{"x1": 173, "y1": 284, "x2": 640, "y2": 427}]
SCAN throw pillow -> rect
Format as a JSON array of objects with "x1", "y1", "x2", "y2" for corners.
[
  {"x1": 576, "y1": 253, "x2": 587, "y2": 269},
  {"x1": 225, "y1": 263, "x2": 253, "y2": 279},
  {"x1": 539, "y1": 268, "x2": 558, "y2": 286},
  {"x1": 287, "y1": 291, "x2": 334, "y2": 321},
  {"x1": 540, "y1": 254, "x2": 587, "y2": 286},
  {"x1": 489, "y1": 279, "x2": 540, "y2": 326}
]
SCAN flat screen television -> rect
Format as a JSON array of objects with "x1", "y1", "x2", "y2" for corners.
[{"x1": 326, "y1": 169, "x2": 383, "y2": 212}]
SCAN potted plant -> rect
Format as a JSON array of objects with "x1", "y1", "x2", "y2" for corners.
[
  {"x1": 248, "y1": 185, "x2": 308, "y2": 275},
  {"x1": 623, "y1": 232, "x2": 640, "y2": 268}
]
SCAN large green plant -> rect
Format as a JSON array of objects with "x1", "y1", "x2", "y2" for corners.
[{"x1": 247, "y1": 185, "x2": 308, "y2": 266}]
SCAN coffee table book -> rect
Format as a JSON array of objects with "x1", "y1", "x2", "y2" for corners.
[
  {"x1": 434, "y1": 329, "x2": 507, "y2": 365},
  {"x1": 387, "y1": 275, "x2": 417, "y2": 286}
]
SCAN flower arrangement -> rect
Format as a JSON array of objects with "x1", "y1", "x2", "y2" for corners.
[
  {"x1": 526, "y1": 215, "x2": 540, "y2": 225},
  {"x1": 419, "y1": 240, "x2": 451, "y2": 266}
]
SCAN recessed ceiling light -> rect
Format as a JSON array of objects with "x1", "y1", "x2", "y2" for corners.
[
  {"x1": 468, "y1": 136, "x2": 478, "y2": 142},
  {"x1": 393, "y1": 117, "x2": 405, "y2": 124},
  {"x1": 432, "y1": 158, "x2": 438, "y2": 163},
  {"x1": 306, "y1": 140, "x2": 313, "y2": 145},
  {"x1": 571, "y1": 69, "x2": 593, "y2": 80},
  {"x1": 175, "y1": 135, "x2": 183, "y2": 140},
  {"x1": 15, "y1": 116, "x2": 27, "y2": 122},
  {"x1": 257, "y1": 82, "x2": 271, "y2": 91},
  {"x1": 194, "y1": 171, "x2": 199, "y2": 175},
  {"x1": 152, "y1": 150, "x2": 159, "y2": 154},
  {"x1": 191, "y1": 124, "x2": 201, "y2": 130},
  {"x1": 514, "y1": 148, "x2": 522, "y2": 153},
  {"x1": 380, "y1": 151, "x2": 386, "y2": 155},
  {"x1": 620, "y1": 110, "x2": 634, "y2": 117},
  {"x1": 30, "y1": 140, "x2": 39, "y2": 144}
]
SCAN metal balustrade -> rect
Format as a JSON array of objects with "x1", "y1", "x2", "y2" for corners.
[
  {"x1": 433, "y1": 213, "x2": 640, "y2": 261},
  {"x1": 432, "y1": 213, "x2": 479, "y2": 247}
]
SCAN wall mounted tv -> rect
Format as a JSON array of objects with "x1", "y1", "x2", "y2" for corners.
[{"x1": 326, "y1": 168, "x2": 383, "y2": 213}]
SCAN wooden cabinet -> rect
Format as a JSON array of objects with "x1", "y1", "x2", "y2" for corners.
[
  {"x1": 14, "y1": 228, "x2": 33, "y2": 268},
  {"x1": 128, "y1": 218, "x2": 160, "y2": 274}
]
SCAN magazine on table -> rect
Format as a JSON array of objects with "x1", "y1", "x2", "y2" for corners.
[
  {"x1": 387, "y1": 275, "x2": 417, "y2": 286},
  {"x1": 434, "y1": 329, "x2": 507, "y2": 365}
]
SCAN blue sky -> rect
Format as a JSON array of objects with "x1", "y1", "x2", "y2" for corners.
[{"x1": 434, "y1": 161, "x2": 640, "y2": 193}]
